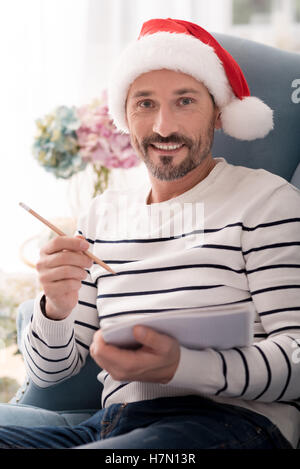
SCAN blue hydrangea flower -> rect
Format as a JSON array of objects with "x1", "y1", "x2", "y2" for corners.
[{"x1": 32, "y1": 106, "x2": 87, "y2": 179}]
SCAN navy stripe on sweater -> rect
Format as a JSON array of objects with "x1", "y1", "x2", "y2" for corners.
[
  {"x1": 97, "y1": 285, "x2": 224, "y2": 299},
  {"x1": 253, "y1": 345, "x2": 272, "y2": 400},
  {"x1": 31, "y1": 329, "x2": 74, "y2": 349}
]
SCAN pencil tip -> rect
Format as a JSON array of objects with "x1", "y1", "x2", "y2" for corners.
[{"x1": 19, "y1": 202, "x2": 30, "y2": 212}]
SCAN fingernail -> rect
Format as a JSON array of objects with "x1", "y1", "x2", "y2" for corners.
[
  {"x1": 134, "y1": 326, "x2": 147, "y2": 340},
  {"x1": 80, "y1": 240, "x2": 90, "y2": 250}
]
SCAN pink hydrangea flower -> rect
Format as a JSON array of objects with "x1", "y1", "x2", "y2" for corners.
[{"x1": 75, "y1": 93, "x2": 139, "y2": 171}]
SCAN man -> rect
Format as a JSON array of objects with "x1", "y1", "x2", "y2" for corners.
[{"x1": 0, "y1": 18, "x2": 299, "y2": 449}]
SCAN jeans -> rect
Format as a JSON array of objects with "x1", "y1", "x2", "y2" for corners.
[
  {"x1": 0, "y1": 395, "x2": 293, "y2": 449},
  {"x1": 0, "y1": 403, "x2": 95, "y2": 428}
]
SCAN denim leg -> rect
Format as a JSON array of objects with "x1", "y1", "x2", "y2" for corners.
[
  {"x1": 77, "y1": 396, "x2": 293, "y2": 450},
  {"x1": 0, "y1": 396, "x2": 293, "y2": 449},
  {"x1": 0, "y1": 407, "x2": 107, "y2": 449},
  {"x1": 0, "y1": 403, "x2": 94, "y2": 427}
]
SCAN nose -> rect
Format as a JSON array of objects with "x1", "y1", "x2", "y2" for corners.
[{"x1": 152, "y1": 105, "x2": 179, "y2": 137}]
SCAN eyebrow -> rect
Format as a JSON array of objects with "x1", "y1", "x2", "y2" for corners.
[
  {"x1": 174, "y1": 88, "x2": 200, "y2": 95},
  {"x1": 131, "y1": 88, "x2": 200, "y2": 99}
]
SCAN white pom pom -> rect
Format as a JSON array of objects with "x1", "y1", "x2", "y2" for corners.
[{"x1": 221, "y1": 96, "x2": 274, "y2": 141}]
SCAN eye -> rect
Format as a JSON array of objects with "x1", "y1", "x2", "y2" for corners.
[
  {"x1": 178, "y1": 97, "x2": 194, "y2": 106},
  {"x1": 138, "y1": 99, "x2": 154, "y2": 109}
]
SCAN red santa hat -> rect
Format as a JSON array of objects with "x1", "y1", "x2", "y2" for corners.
[{"x1": 108, "y1": 18, "x2": 273, "y2": 141}]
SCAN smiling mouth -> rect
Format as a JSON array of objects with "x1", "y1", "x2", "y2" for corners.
[{"x1": 150, "y1": 143, "x2": 185, "y2": 152}]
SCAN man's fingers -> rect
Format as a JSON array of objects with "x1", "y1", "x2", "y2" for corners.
[
  {"x1": 133, "y1": 326, "x2": 175, "y2": 353},
  {"x1": 76, "y1": 235, "x2": 86, "y2": 241},
  {"x1": 90, "y1": 331, "x2": 136, "y2": 365},
  {"x1": 41, "y1": 236, "x2": 90, "y2": 255},
  {"x1": 44, "y1": 279, "x2": 83, "y2": 296},
  {"x1": 91, "y1": 330, "x2": 121, "y2": 358},
  {"x1": 41, "y1": 250, "x2": 92, "y2": 269},
  {"x1": 36, "y1": 234, "x2": 92, "y2": 320},
  {"x1": 90, "y1": 327, "x2": 180, "y2": 384},
  {"x1": 39, "y1": 265, "x2": 88, "y2": 283}
]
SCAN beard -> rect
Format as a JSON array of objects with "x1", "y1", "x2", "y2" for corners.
[{"x1": 131, "y1": 119, "x2": 215, "y2": 181}]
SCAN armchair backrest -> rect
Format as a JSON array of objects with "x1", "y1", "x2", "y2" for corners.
[
  {"x1": 15, "y1": 34, "x2": 300, "y2": 413},
  {"x1": 212, "y1": 33, "x2": 300, "y2": 182},
  {"x1": 15, "y1": 300, "x2": 102, "y2": 411}
]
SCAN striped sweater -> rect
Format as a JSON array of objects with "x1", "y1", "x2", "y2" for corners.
[{"x1": 23, "y1": 158, "x2": 300, "y2": 447}]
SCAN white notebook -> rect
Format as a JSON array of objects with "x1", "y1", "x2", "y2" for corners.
[{"x1": 101, "y1": 302, "x2": 255, "y2": 350}]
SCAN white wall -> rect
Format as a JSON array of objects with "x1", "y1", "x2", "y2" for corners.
[{"x1": 1, "y1": 0, "x2": 297, "y2": 273}]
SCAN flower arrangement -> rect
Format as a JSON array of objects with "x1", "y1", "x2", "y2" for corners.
[
  {"x1": 32, "y1": 91, "x2": 139, "y2": 196},
  {"x1": 0, "y1": 271, "x2": 39, "y2": 321}
]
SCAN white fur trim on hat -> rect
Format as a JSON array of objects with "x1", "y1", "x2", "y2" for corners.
[
  {"x1": 221, "y1": 96, "x2": 274, "y2": 141},
  {"x1": 108, "y1": 31, "x2": 273, "y2": 141},
  {"x1": 108, "y1": 32, "x2": 234, "y2": 133}
]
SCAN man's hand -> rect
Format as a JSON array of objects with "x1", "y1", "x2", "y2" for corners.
[
  {"x1": 90, "y1": 326, "x2": 180, "y2": 384},
  {"x1": 36, "y1": 235, "x2": 93, "y2": 320}
]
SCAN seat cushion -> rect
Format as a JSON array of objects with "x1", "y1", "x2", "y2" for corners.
[{"x1": 291, "y1": 163, "x2": 300, "y2": 189}]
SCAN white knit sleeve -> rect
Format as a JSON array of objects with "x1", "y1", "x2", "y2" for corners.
[
  {"x1": 22, "y1": 218, "x2": 100, "y2": 388},
  {"x1": 169, "y1": 183, "x2": 300, "y2": 402}
]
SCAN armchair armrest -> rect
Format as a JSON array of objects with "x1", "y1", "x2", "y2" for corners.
[
  {"x1": 291, "y1": 163, "x2": 300, "y2": 190},
  {"x1": 11, "y1": 300, "x2": 103, "y2": 412}
]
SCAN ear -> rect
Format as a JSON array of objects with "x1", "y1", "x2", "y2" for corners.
[{"x1": 214, "y1": 109, "x2": 222, "y2": 130}]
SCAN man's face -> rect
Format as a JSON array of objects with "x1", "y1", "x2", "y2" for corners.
[{"x1": 126, "y1": 69, "x2": 221, "y2": 181}]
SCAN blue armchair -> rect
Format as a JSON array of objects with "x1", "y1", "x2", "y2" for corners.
[{"x1": 8, "y1": 33, "x2": 300, "y2": 425}]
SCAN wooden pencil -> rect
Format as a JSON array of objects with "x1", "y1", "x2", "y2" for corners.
[{"x1": 19, "y1": 202, "x2": 116, "y2": 275}]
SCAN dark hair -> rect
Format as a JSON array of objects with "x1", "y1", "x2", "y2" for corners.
[{"x1": 209, "y1": 93, "x2": 216, "y2": 107}]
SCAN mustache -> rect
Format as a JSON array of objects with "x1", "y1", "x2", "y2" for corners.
[{"x1": 142, "y1": 133, "x2": 193, "y2": 149}]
